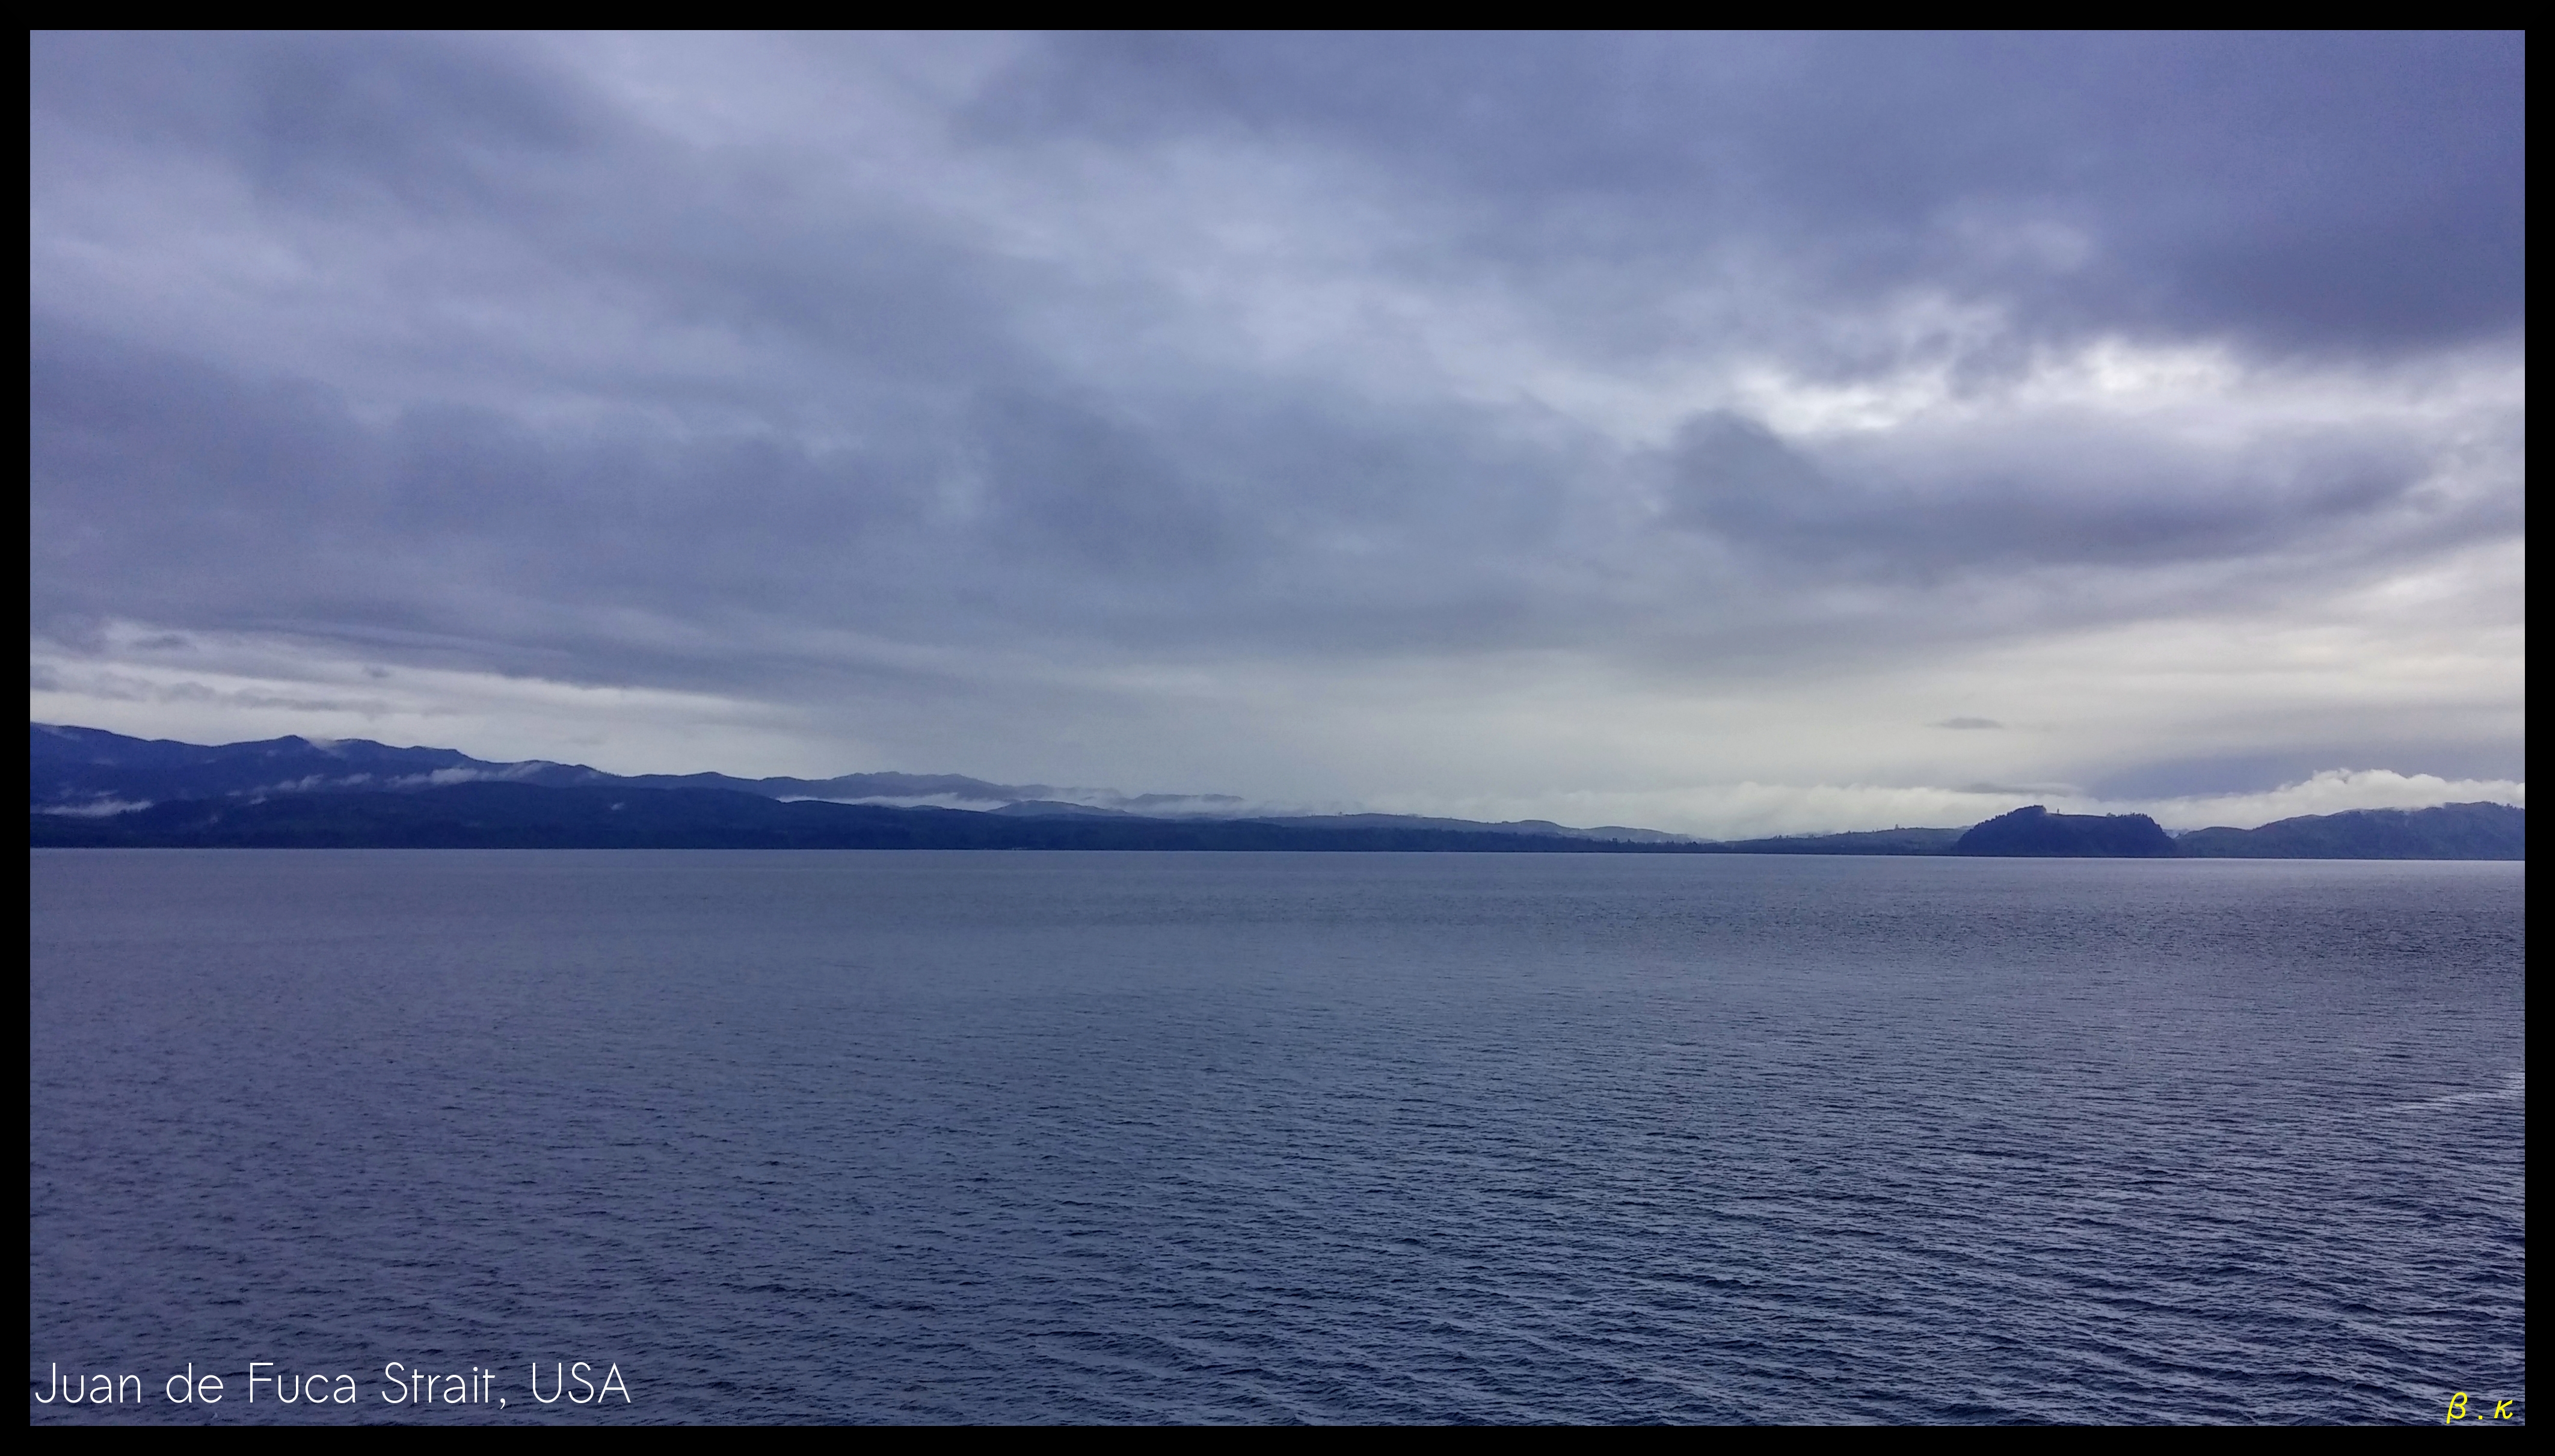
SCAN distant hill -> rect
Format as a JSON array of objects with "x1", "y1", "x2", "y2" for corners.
[
  {"x1": 1700, "y1": 827, "x2": 1964, "y2": 856},
  {"x1": 27, "y1": 724, "x2": 1688, "y2": 847},
  {"x1": 1954, "y1": 806, "x2": 2178, "y2": 857},
  {"x1": 28, "y1": 723, "x2": 1098, "y2": 814},
  {"x1": 29, "y1": 725, "x2": 2523, "y2": 856},
  {"x1": 28, "y1": 782, "x2": 1707, "y2": 853},
  {"x1": 2177, "y1": 802, "x2": 2524, "y2": 860},
  {"x1": 1253, "y1": 813, "x2": 1698, "y2": 844},
  {"x1": 29, "y1": 722, "x2": 599, "y2": 808}
]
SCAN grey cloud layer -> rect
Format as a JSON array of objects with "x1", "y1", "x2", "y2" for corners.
[
  {"x1": 1665, "y1": 406, "x2": 2494, "y2": 577},
  {"x1": 977, "y1": 32, "x2": 2524, "y2": 355},
  {"x1": 28, "y1": 32, "x2": 2526, "y2": 794}
]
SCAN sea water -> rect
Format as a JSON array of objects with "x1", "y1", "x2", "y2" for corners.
[{"x1": 28, "y1": 850, "x2": 2526, "y2": 1422}]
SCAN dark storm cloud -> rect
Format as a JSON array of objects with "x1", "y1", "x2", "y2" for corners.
[
  {"x1": 1660, "y1": 407, "x2": 2476, "y2": 576},
  {"x1": 32, "y1": 34, "x2": 1062, "y2": 426},
  {"x1": 29, "y1": 309, "x2": 1590, "y2": 678},
  {"x1": 32, "y1": 32, "x2": 605, "y2": 209},
  {"x1": 974, "y1": 31, "x2": 2526, "y2": 357},
  {"x1": 26, "y1": 31, "x2": 2527, "y2": 802},
  {"x1": 969, "y1": 389, "x2": 1234, "y2": 574}
]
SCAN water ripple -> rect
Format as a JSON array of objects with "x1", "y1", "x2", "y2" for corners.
[{"x1": 31, "y1": 852, "x2": 2526, "y2": 1424}]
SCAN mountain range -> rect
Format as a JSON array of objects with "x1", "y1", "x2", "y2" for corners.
[{"x1": 29, "y1": 725, "x2": 2523, "y2": 858}]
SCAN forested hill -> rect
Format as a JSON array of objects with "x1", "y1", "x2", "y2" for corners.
[
  {"x1": 27, "y1": 782, "x2": 1704, "y2": 852},
  {"x1": 2175, "y1": 802, "x2": 2524, "y2": 860}
]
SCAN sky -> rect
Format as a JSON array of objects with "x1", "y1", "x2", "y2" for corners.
[{"x1": 28, "y1": 32, "x2": 2526, "y2": 837}]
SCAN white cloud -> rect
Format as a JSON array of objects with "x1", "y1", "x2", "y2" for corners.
[
  {"x1": 32, "y1": 797, "x2": 154, "y2": 818},
  {"x1": 2118, "y1": 769, "x2": 2526, "y2": 832}
]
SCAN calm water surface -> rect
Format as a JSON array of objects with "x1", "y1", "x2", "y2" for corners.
[{"x1": 28, "y1": 851, "x2": 2526, "y2": 1423}]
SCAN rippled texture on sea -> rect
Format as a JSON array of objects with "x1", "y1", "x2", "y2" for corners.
[{"x1": 29, "y1": 851, "x2": 2527, "y2": 1423}]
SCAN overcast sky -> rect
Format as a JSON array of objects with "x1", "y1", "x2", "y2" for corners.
[{"x1": 29, "y1": 32, "x2": 2526, "y2": 835}]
